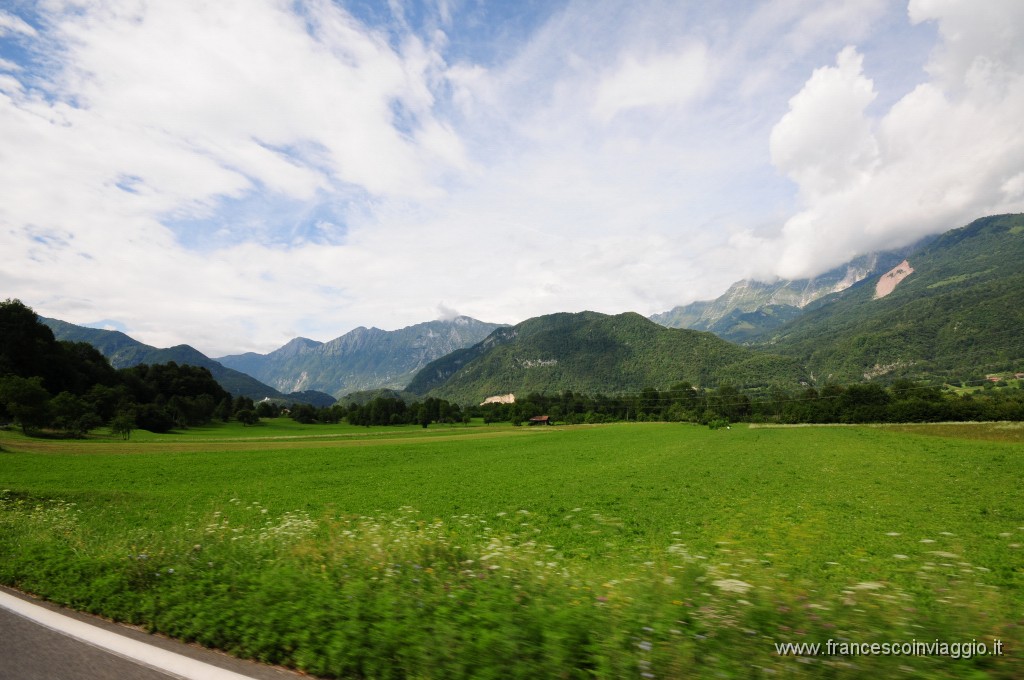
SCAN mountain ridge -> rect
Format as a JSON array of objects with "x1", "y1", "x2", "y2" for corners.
[
  {"x1": 216, "y1": 316, "x2": 504, "y2": 398},
  {"x1": 752, "y1": 213, "x2": 1024, "y2": 383},
  {"x1": 407, "y1": 311, "x2": 808, "y2": 404},
  {"x1": 650, "y1": 249, "x2": 913, "y2": 342},
  {"x1": 40, "y1": 318, "x2": 334, "y2": 405}
]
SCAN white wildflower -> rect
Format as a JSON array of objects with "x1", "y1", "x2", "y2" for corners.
[{"x1": 713, "y1": 579, "x2": 753, "y2": 594}]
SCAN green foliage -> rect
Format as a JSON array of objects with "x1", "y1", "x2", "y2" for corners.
[
  {"x1": 759, "y1": 214, "x2": 1024, "y2": 384},
  {"x1": 235, "y1": 409, "x2": 259, "y2": 426},
  {"x1": 1, "y1": 301, "x2": 248, "y2": 434},
  {"x1": 339, "y1": 395, "x2": 463, "y2": 427},
  {"x1": 49, "y1": 391, "x2": 101, "y2": 437},
  {"x1": 409, "y1": 311, "x2": 807, "y2": 404},
  {"x1": 0, "y1": 375, "x2": 52, "y2": 434},
  {"x1": 0, "y1": 424, "x2": 1021, "y2": 678},
  {"x1": 0, "y1": 299, "x2": 59, "y2": 384},
  {"x1": 109, "y1": 413, "x2": 135, "y2": 440}
]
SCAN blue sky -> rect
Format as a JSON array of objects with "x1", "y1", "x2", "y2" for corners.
[{"x1": 2, "y1": 0, "x2": 1023, "y2": 355}]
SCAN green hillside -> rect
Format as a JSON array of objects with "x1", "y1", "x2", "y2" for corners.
[
  {"x1": 650, "y1": 251, "x2": 907, "y2": 341},
  {"x1": 758, "y1": 214, "x2": 1024, "y2": 383},
  {"x1": 407, "y1": 311, "x2": 806, "y2": 403}
]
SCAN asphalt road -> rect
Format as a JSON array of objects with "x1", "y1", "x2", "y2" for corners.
[{"x1": 0, "y1": 587, "x2": 310, "y2": 680}]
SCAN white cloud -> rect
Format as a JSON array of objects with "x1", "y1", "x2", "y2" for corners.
[
  {"x1": 909, "y1": 0, "x2": 1024, "y2": 90},
  {"x1": 2, "y1": 0, "x2": 1022, "y2": 356},
  {"x1": 0, "y1": 10, "x2": 37, "y2": 36},
  {"x1": 436, "y1": 302, "x2": 461, "y2": 321},
  {"x1": 770, "y1": 46, "x2": 879, "y2": 201},
  {"x1": 765, "y1": 2, "x2": 1024, "y2": 279},
  {"x1": 593, "y1": 44, "x2": 710, "y2": 122}
]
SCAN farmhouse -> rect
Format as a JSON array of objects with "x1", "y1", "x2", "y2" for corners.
[{"x1": 528, "y1": 415, "x2": 552, "y2": 426}]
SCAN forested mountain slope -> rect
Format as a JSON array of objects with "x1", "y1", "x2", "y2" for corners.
[
  {"x1": 650, "y1": 251, "x2": 909, "y2": 342},
  {"x1": 756, "y1": 214, "x2": 1024, "y2": 383},
  {"x1": 407, "y1": 311, "x2": 806, "y2": 404}
]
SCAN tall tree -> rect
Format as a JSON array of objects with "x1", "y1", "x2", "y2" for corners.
[{"x1": 0, "y1": 375, "x2": 51, "y2": 434}]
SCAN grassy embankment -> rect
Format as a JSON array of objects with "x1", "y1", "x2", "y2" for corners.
[{"x1": 1, "y1": 420, "x2": 1021, "y2": 678}]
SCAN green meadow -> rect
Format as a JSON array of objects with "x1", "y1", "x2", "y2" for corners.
[{"x1": 1, "y1": 420, "x2": 1022, "y2": 678}]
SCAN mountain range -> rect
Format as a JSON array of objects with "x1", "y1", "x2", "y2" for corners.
[
  {"x1": 648, "y1": 214, "x2": 1024, "y2": 384},
  {"x1": 42, "y1": 315, "x2": 502, "y2": 403},
  {"x1": 38, "y1": 213, "x2": 1024, "y2": 403},
  {"x1": 215, "y1": 316, "x2": 503, "y2": 399},
  {"x1": 748, "y1": 214, "x2": 1024, "y2": 383},
  {"x1": 40, "y1": 318, "x2": 336, "y2": 406},
  {"x1": 649, "y1": 251, "x2": 913, "y2": 342},
  {"x1": 409, "y1": 213, "x2": 1024, "y2": 400}
]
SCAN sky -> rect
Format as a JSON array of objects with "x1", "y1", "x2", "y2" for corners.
[{"x1": 2, "y1": 0, "x2": 1023, "y2": 356}]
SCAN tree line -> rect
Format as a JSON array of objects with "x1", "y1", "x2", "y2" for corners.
[
  {"x1": 1, "y1": 299, "x2": 253, "y2": 437},
  {"x1": 256, "y1": 396, "x2": 468, "y2": 428},
  {"x1": 4, "y1": 299, "x2": 1021, "y2": 435},
  {"x1": 467, "y1": 380, "x2": 1024, "y2": 425},
  {"x1": 285, "y1": 380, "x2": 1023, "y2": 429}
]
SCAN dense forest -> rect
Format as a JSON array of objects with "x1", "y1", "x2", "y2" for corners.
[
  {"x1": 346, "y1": 380, "x2": 1024, "y2": 427},
  {"x1": 291, "y1": 379, "x2": 1024, "y2": 428},
  {"x1": 407, "y1": 311, "x2": 808, "y2": 403},
  {"x1": 260, "y1": 396, "x2": 468, "y2": 428},
  {"x1": 1, "y1": 299, "x2": 248, "y2": 436}
]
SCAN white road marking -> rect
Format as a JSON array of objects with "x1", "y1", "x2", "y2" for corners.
[{"x1": 0, "y1": 591, "x2": 257, "y2": 680}]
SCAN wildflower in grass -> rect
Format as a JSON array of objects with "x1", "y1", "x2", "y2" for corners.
[
  {"x1": 852, "y1": 581, "x2": 885, "y2": 590},
  {"x1": 713, "y1": 579, "x2": 752, "y2": 594}
]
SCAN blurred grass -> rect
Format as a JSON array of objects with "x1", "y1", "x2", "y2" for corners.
[{"x1": 1, "y1": 421, "x2": 1021, "y2": 677}]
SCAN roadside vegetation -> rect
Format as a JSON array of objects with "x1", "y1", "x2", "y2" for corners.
[
  {"x1": 3, "y1": 298, "x2": 1023, "y2": 677},
  {"x1": 1, "y1": 422, "x2": 1021, "y2": 678}
]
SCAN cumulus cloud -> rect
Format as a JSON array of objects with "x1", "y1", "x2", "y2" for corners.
[
  {"x1": 770, "y1": 47, "x2": 879, "y2": 201},
  {"x1": 764, "y1": 2, "x2": 1024, "y2": 279}
]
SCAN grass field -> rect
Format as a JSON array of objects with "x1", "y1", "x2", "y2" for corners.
[{"x1": 1, "y1": 420, "x2": 1022, "y2": 678}]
